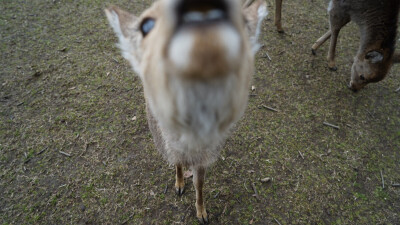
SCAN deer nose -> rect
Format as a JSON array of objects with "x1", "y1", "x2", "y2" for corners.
[{"x1": 348, "y1": 82, "x2": 358, "y2": 93}]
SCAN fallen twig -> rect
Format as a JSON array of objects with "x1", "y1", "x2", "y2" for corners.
[
  {"x1": 58, "y1": 47, "x2": 67, "y2": 52},
  {"x1": 120, "y1": 211, "x2": 135, "y2": 225},
  {"x1": 261, "y1": 53, "x2": 272, "y2": 61},
  {"x1": 391, "y1": 183, "x2": 400, "y2": 187},
  {"x1": 222, "y1": 203, "x2": 228, "y2": 215},
  {"x1": 261, "y1": 104, "x2": 279, "y2": 112},
  {"x1": 395, "y1": 86, "x2": 400, "y2": 92},
  {"x1": 380, "y1": 170, "x2": 385, "y2": 189},
  {"x1": 298, "y1": 150, "x2": 304, "y2": 159},
  {"x1": 323, "y1": 122, "x2": 339, "y2": 129},
  {"x1": 274, "y1": 218, "x2": 282, "y2": 225},
  {"x1": 59, "y1": 151, "x2": 71, "y2": 157},
  {"x1": 366, "y1": 110, "x2": 375, "y2": 119},
  {"x1": 163, "y1": 183, "x2": 168, "y2": 194},
  {"x1": 36, "y1": 147, "x2": 47, "y2": 155},
  {"x1": 251, "y1": 183, "x2": 260, "y2": 200}
]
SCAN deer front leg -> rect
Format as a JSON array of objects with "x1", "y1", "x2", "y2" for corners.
[
  {"x1": 327, "y1": 27, "x2": 341, "y2": 71},
  {"x1": 326, "y1": 12, "x2": 350, "y2": 71},
  {"x1": 275, "y1": 0, "x2": 283, "y2": 33},
  {"x1": 193, "y1": 167, "x2": 208, "y2": 224},
  {"x1": 175, "y1": 164, "x2": 185, "y2": 196}
]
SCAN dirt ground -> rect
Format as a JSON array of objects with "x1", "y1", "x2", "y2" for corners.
[{"x1": 1, "y1": 0, "x2": 399, "y2": 224}]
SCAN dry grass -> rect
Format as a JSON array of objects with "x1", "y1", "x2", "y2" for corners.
[{"x1": 1, "y1": 0, "x2": 399, "y2": 224}]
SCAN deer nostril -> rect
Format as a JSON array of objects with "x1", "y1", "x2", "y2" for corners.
[{"x1": 360, "y1": 74, "x2": 365, "y2": 80}]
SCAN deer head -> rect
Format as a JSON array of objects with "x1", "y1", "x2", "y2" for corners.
[
  {"x1": 105, "y1": 0, "x2": 267, "y2": 140},
  {"x1": 350, "y1": 49, "x2": 393, "y2": 91}
]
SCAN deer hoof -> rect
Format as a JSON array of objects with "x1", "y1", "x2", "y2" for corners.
[
  {"x1": 329, "y1": 66, "x2": 337, "y2": 71},
  {"x1": 197, "y1": 215, "x2": 209, "y2": 224},
  {"x1": 311, "y1": 49, "x2": 317, "y2": 55},
  {"x1": 175, "y1": 186, "x2": 185, "y2": 196}
]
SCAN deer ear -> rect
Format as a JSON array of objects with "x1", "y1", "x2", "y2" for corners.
[
  {"x1": 105, "y1": 6, "x2": 138, "y2": 39},
  {"x1": 105, "y1": 6, "x2": 142, "y2": 74},
  {"x1": 243, "y1": 0, "x2": 268, "y2": 53},
  {"x1": 365, "y1": 50, "x2": 384, "y2": 64}
]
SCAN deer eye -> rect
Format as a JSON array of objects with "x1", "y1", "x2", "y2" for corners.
[
  {"x1": 360, "y1": 75, "x2": 365, "y2": 81},
  {"x1": 140, "y1": 18, "x2": 155, "y2": 37}
]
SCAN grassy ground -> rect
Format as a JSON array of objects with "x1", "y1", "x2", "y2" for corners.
[{"x1": 1, "y1": 0, "x2": 399, "y2": 224}]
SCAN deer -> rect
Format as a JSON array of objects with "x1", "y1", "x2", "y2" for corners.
[
  {"x1": 311, "y1": 0, "x2": 400, "y2": 91},
  {"x1": 245, "y1": 0, "x2": 283, "y2": 32},
  {"x1": 105, "y1": 0, "x2": 267, "y2": 223}
]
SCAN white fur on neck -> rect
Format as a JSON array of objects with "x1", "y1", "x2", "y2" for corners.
[{"x1": 150, "y1": 73, "x2": 246, "y2": 167}]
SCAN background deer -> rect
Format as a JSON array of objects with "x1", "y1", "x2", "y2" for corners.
[
  {"x1": 105, "y1": 0, "x2": 267, "y2": 223},
  {"x1": 273, "y1": 0, "x2": 399, "y2": 90},
  {"x1": 311, "y1": 0, "x2": 399, "y2": 91}
]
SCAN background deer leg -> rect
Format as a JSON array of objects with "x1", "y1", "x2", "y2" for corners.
[
  {"x1": 275, "y1": 0, "x2": 283, "y2": 33},
  {"x1": 311, "y1": 30, "x2": 331, "y2": 55},
  {"x1": 175, "y1": 164, "x2": 185, "y2": 196},
  {"x1": 193, "y1": 167, "x2": 208, "y2": 224}
]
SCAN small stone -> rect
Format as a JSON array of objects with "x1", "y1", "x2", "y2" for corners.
[{"x1": 261, "y1": 177, "x2": 271, "y2": 183}]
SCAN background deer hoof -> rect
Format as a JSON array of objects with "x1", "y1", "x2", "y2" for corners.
[{"x1": 311, "y1": 49, "x2": 317, "y2": 55}]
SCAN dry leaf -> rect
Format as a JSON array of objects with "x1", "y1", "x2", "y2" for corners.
[{"x1": 261, "y1": 177, "x2": 271, "y2": 183}]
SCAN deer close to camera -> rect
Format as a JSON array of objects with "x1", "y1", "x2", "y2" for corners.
[
  {"x1": 105, "y1": 0, "x2": 267, "y2": 223},
  {"x1": 312, "y1": 0, "x2": 400, "y2": 91}
]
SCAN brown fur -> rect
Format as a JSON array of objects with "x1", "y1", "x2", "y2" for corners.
[{"x1": 171, "y1": 29, "x2": 232, "y2": 80}]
